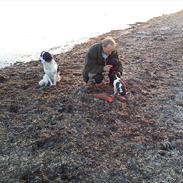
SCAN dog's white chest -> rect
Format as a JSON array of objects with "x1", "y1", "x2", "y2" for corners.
[{"x1": 43, "y1": 61, "x2": 57, "y2": 76}]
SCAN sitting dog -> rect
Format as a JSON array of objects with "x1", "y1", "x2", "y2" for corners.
[
  {"x1": 113, "y1": 74, "x2": 128, "y2": 96},
  {"x1": 39, "y1": 51, "x2": 60, "y2": 87}
]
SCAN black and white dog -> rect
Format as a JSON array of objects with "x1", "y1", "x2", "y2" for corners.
[
  {"x1": 113, "y1": 74, "x2": 127, "y2": 96},
  {"x1": 39, "y1": 51, "x2": 60, "y2": 87}
]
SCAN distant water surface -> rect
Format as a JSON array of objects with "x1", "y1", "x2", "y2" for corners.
[{"x1": 0, "y1": 0, "x2": 182, "y2": 68}]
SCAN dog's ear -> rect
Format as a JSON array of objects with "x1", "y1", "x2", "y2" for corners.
[{"x1": 42, "y1": 52, "x2": 52, "y2": 62}]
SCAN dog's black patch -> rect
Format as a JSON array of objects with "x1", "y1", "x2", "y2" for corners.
[
  {"x1": 41, "y1": 52, "x2": 52, "y2": 62},
  {"x1": 116, "y1": 81, "x2": 126, "y2": 96}
]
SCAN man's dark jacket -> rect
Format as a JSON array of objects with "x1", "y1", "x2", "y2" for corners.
[{"x1": 83, "y1": 43, "x2": 123, "y2": 82}]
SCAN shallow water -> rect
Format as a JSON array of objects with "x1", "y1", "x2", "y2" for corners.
[{"x1": 0, "y1": 0, "x2": 182, "y2": 68}]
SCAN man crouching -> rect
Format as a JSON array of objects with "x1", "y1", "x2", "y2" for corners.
[{"x1": 83, "y1": 37, "x2": 123, "y2": 87}]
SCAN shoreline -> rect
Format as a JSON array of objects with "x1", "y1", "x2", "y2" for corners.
[
  {"x1": 0, "y1": 11, "x2": 172, "y2": 70},
  {"x1": 0, "y1": 37, "x2": 89, "y2": 69}
]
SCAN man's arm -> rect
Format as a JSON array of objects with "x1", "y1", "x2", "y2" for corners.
[{"x1": 85, "y1": 51, "x2": 99, "y2": 73}]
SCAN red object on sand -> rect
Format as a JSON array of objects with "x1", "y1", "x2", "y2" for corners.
[{"x1": 95, "y1": 93, "x2": 113, "y2": 103}]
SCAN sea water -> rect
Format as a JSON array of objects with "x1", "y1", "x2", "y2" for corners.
[{"x1": 0, "y1": 0, "x2": 182, "y2": 68}]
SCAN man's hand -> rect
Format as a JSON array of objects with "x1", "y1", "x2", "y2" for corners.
[{"x1": 103, "y1": 65, "x2": 113, "y2": 72}]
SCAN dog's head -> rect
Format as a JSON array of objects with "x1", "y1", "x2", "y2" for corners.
[{"x1": 39, "y1": 51, "x2": 53, "y2": 64}]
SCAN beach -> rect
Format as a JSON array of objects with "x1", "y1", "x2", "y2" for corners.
[{"x1": 0, "y1": 10, "x2": 183, "y2": 182}]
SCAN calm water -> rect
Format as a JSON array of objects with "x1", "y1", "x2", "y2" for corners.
[{"x1": 0, "y1": 0, "x2": 182, "y2": 68}]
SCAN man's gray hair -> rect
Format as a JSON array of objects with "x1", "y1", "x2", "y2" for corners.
[{"x1": 102, "y1": 37, "x2": 117, "y2": 47}]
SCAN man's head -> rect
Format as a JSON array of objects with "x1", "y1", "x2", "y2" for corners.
[{"x1": 102, "y1": 37, "x2": 117, "y2": 56}]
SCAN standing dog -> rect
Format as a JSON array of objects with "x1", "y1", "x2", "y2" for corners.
[
  {"x1": 39, "y1": 51, "x2": 60, "y2": 86},
  {"x1": 113, "y1": 74, "x2": 128, "y2": 96}
]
